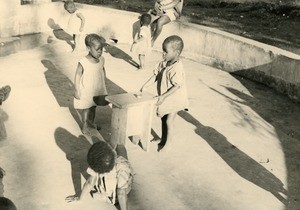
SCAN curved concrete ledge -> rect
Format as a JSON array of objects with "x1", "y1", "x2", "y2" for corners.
[{"x1": 12, "y1": 2, "x2": 300, "y2": 102}]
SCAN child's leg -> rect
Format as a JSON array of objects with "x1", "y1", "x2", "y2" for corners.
[
  {"x1": 151, "y1": 16, "x2": 171, "y2": 46},
  {"x1": 73, "y1": 34, "x2": 80, "y2": 51},
  {"x1": 158, "y1": 115, "x2": 168, "y2": 146},
  {"x1": 159, "y1": 112, "x2": 177, "y2": 152},
  {"x1": 138, "y1": 54, "x2": 145, "y2": 69},
  {"x1": 87, "y1": 106, "x2": 97, "y2": 128},
  {"x1": 81, "y1": 108, "x2": 90, "y2": 134}
]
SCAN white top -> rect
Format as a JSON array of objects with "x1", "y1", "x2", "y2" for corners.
[{"x1": 74, "y1": 56, "x2": 107, "y2": 109}]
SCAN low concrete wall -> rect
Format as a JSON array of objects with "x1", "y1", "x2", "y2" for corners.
[{"x1": 11, "y1": 2, "x2": 300, "y2": 101}]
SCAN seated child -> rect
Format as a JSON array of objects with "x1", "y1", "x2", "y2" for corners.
[
  {"x1": 131, "y1": 13, "x2": 152, "y2": 69},
  {"x1": 73, "y1": 34, "x2": 108, "y2": 135},
  {"x1": 149, "y1": 0, "x2": 183, "y2": 46},
  {"x1": 66, "y1": 142, "x2": 133, "y2": 210},
  {"x1": 140, "y1": 35, "x2": 188, "y2": 152},
  {"x1": 64, "y1": 1, "x2": 85, "y2": 51}
]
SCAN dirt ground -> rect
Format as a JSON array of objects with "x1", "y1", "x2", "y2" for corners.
[{"x1": 72, "y1": 0, "x2": 300, "y2": 55}]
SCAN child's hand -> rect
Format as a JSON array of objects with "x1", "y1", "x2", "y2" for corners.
[
  {"x1": 65, "y1": 195, "x2": 79, "y2": 203},
  {"x1": 139, "y1": 86, "x2": 144, "y2": 93},
  {"x1": 155, "y1": 95, "x2": 165, "y2": 105}
]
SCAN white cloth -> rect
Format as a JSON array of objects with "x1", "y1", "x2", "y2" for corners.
[{"x1": 74, "y1": 56, "x2": 107, "y2": 109}]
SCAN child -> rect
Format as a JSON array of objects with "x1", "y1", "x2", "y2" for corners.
[
  {"x1": 131, "y1": 13, "x2": 152, "y2": 70},
  {"x1": 66, "y1": 142, "x2": 133, "y2": 210},
  {"x1": 64, "y1": 1, "x2": 85, "y2": 51},
  {"x1": 0, "y1": 167, "x2": 5, "y2": 197},
  {"x1": 0, "y1": 85, "x2": 11, "y2": 105},
  {"x1": 74, "y1": 34, "x2": 108, "y2": 135},
  {"x1": 149, "y1": 0, "x2": 183, "y2": 46},
  {"x1": 140, "y1": 35, "x2": 188, "y2": 152}
]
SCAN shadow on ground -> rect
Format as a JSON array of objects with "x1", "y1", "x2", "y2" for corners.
[
  {"x1": 225, "y1": 75, "x2": 300, "y2": 210},
  {"x1": 104, "y1": 45, "x2": 139, "y2": 68},
  {"x1": 178, "y1": 110, "x2": 288, "y2": 205},
  {"x1": 203, "y1": 74, "x2": 300, "y2": 210}
]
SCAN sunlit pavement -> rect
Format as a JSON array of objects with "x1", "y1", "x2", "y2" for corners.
[{"x1": 0, "y1": 32, "x2": 299, "y2": 210}]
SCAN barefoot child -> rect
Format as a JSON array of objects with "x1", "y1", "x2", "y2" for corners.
[
  {"x1": 140, "y1": 35, "x2": 188, "y2": 152},
  {"x1": 149, "y1": 0, "x2": 183, "y2": 46},
  {"x1": 66, "y1": 142, "x2": 133, "y2": 210},
  {"x1": 131, "y1": 13, "x2": 152, "y2": 69},
  {"x1": 64, "y1": 1, "x2": 85, "y2": 51},
  {"x1": 74, "y1": 34, "x2": 108, "y2": 135}
]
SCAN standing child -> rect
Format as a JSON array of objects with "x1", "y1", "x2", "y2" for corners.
[
  {"x1": 131, "y1": 13, "x2": 152, "y2": 70},
  {"x1": 64, "y1": 1, "x2": 85, "y2": 51},
  {"x1": 140, "y1": 35, "x2": 188, "y2": 152},
  {"x1": 74, "y1": 34, "x2": 108, "y2": 135},
  {"x1": 66, "y1": 142, "x2": 133, "y2": 210}
]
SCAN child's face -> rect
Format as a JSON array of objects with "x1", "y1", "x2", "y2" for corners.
[
  {"x1": 0, "y1": 178, "x2": 4, "y2": 196},
  {"x1": 88, "y1": 41, "x2": 103, "y2": 59},
  {"x1": 162, "y1": 42, "x2": 179, "y2": 62}
]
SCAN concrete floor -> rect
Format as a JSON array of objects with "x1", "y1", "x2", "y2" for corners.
[{"x1": 0, "y1": 31, "x2": 299, "y2": 210}]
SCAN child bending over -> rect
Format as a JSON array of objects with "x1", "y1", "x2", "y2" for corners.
[
  {"x1": 149, "y1": 0, "x2": 183, "y2": 46},
  {"x1": 74, "y1": 34, "x2": 108, "y2": 135},
  {"x1": 66, "y1": 142, "x2": 133, "y2": 210},
  {"x1": 140, "y1": 35, "x2": 188, "y2": 152},
  {"x1": 131, "y1": 13, "x2": 152, "y2": 70},
  {"x1": 64, "y1": 1, "x2": 85, "y2": 51}
]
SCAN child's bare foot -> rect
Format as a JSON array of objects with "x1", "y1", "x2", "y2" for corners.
[{"x1": 82, "y1": 124, "x2": 92, "y2": 135}]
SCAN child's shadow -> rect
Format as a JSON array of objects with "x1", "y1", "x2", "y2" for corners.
[
  {"x1": 178, "y1": 111, "x2": 288, "y2": 205},
  {"x1": 47, "y1": 18, "x2": 74, "y2": 50},
  {"x1": 104, "y1": 45, "x2": 139, "y2": 68},
  {"x1": 41, "y1": 59, "x2": 82, "y2": 127},
  {"x1": 0, "y1": 108, "x2": 8, "y2": 142},
  {"x1": 55, "y1": 127, "x2": 101, "y2": 196}
]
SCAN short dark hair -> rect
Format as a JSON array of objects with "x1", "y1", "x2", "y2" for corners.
[
  {"x1": 0, "y1": 167, "x2": 5, "y2": 179},
  {"x1": 140, "y1": 13, "x2": 151, "y2": 26},
  {"x1": 0, "y1": 197, "x2": 17, "y2": 210},
  {"x1": 85, "y1": 33, "x2": 105, "y2": 47},
  {"x1": 87, "y1": 141, "x2": 115, "y2": 174},
  {"x1": 163, "y1": 35, "x2": 184, "y2": 53},
  {"x1": 64, "y1": 1, "x2": 75, "y2": 9}
]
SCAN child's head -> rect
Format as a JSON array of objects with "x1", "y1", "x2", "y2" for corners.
[
  {"x1": 0, "y1": 197, "x2": 17, "y2": 210},
  {"x1": 87, "y1": 141, "x2": 116, "y2": 174},
  {"x1": 162, "y1": 35, "x2": 184, "y2": 62},
  {"x1": 85, "y1": 34, "x2": 104, "y2": 59},
  {"x1": 0, "y1": 167, "x2": 5, "y2": 197},
  {"x1": 140, "y1": 13, "x2": 151, "y2": 26},
  {"x1": 64, "y1": 1, "x2": 76, "y2": 13}
]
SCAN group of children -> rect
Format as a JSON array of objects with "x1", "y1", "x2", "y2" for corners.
[{"x1": 61, "y1": 0, "x2": 188, "y2": 209}]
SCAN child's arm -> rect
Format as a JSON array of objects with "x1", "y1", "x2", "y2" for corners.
[
  {"x1": 76, "y1": 12, "x2": 85, "y2": 32},
  {"x1": 156, "y1": 84, "x2": 180, "y2": 105},
  {"x1": 117, "y1": 188, "x2": 128, "y2": 210},
  {"x1": 140, "y1": 74, "x2": 156, "y2": 92},
  {"x1": 65, "y1": 175, "x2": 97, "y2": 202},
  {"x1": 78, "y1": 175, "x2": 97, "y2": 200},
  {"x1": 160, "y1": 0, "x2": 180, "y2": 11},
  {"x1": 74, "y1": 63, "x2": 83, "y2": 99}
]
